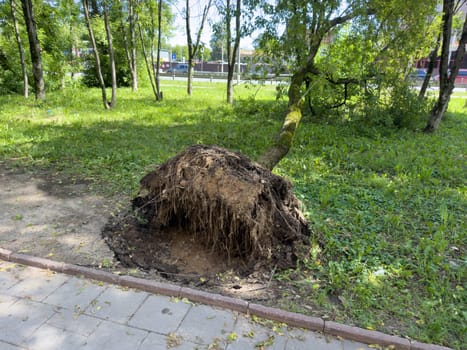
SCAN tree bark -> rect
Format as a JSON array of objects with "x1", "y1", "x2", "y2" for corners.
[
  {"x1": 155, "y1": 0, "x2": 162, "y2": 100},
  {"x1": 103, "y1": 0, "x2": 117, "y2": 108},
  {"x1": 257, "y1": 69, "x2": 306, "y2": 170},
  {"x1": 10, "y1": 0, "x2": 28, "y2": 98},
  {"x1": 138, "y1": 23, "x2": 157, "y2": 98},
  {"x1": 226, "y1": 0, "x2": 240, "y2": 104},
  {"x1": 424, "y1": 0, "x2": 466, "y2": 132},
  {"x1": 21, "y1": 0, "x2": 45, "y2": 100},
  {"x1": 83, "y1": 0, "x2": 109, "y2": 109},
  {"x1": 147, "y1": 2, "x2": 162, "y2": 101},
  {"x1": 419, "y1": 33, "x2": 441, "y2": 99}
]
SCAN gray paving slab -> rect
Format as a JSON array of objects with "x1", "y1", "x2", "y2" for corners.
[
  {"x1": 46, "y1": 308, "x2": 102, "y2": 337},
  {"x1": 177, "y1": 304, "x2": 236, "y2": 346},
  {"x1": 85, "y1": 284, "x2": 149, "y2": 323},
  {"x1": 0, "y1": 299, "x2": 56, "y2": 346},
  {"x1": 0, "y1": 293, "x2": 17, "y2": 308},
  {"x1": 342, "y1": 339, "x2": 373, "y2": 350},
  {"x1": 227, "y1": 314, "x2": 287, "y2": 350},
  {"x1": 0, "y1": 340, "x2": 26, "y2": 350},
  {"x1": 0, "y1": 261, "x2": 385, "y2": 350},
  {"x1": 24, "y1": 323, "x2": 87, "y2": 350},
  {"x1": 285, "y1": 329, "x2": 343, "y2": 350},
  {"x1": 42, "y1": 276, "x2": 105, "y2": 311},
  {"x1": 138, "y1": 332, "x2": 201, "y2": 350},
  {"x1": 6, "y1": 269, "x2": 69, "y2": 302},
  {"x1": 0, "y1": 262, "x2": 20, "y2": 289},
  {"x1": 80, "y1": 320, "x2": 148, "y2": 350},
  {"x1": 128, "y1": 294, "x2": 191, "y2": 334}
]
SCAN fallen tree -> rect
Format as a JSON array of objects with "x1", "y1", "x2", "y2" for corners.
[{"x1": 104, "y1": 145, "x2": 310, "y2": 275}]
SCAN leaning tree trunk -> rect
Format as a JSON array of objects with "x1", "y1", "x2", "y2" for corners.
[
  {"x1": 419, "y1": 33, "x2": 441, "y2": 99},
  {"x1": 103, "y1": 1, "x2": 116, "y2": 108},
  {"x1": 257, "y1": 70, "x2": 306, "y2": 170},
  {"x1": 138, "y1": 24, "x2": 157, "y2": 98},
  {"x1": 83, "y1": 0, "x2": 109, "y2": 109},
  {"x1": 10, "y1": 0, "x2": 28, "y2": 98},
  {"x1": 21, "y1": 0, "x2": 44, "y2": 101},
  {"x1": 425, "y1": 1, "x2": 467, "y2": 132}
]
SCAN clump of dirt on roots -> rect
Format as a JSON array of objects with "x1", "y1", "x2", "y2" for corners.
[{"x1": 103, "y1": 145, "x2": 310, "y2": 278}]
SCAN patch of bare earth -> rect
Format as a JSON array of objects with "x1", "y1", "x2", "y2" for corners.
[{"x1": 0, "y1": 161, "x2": 116, "y2": 267}]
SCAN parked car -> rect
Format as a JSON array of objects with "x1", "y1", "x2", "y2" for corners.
[
  {"x1": 414, "y1": 68, "x2": 427, "y2": 79},
  {"x1": 167, "y1": 63, "x2": 189, "y2": 74},
  {"x1": 434, "y1": 69, "x2": 467, "y2": 84}
]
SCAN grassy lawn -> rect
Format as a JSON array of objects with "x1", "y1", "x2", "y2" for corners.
[{"x1": 0, "y1": 82, "x2": 465, "y2": 349}]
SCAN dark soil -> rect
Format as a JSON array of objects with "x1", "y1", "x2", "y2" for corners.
[{"x1": 102, "y1": 145, "x2": 311, "y2": 290}]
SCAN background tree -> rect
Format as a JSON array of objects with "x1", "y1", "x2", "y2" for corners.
[
  {"x1": 137, "y1": 0, "x2": 165, "y2": 100},
  {"x1": 155, "y1": 0, "x2": 163, "y2": 100},
  {"x1": 21, "y1": 0, "x2": 44, "y2": 100},
  {"x1": 103, "y1": 0, "x2": 117, "y2": 107},
  {"x1": 419, "y1": 33, "x2": 441, "y2": 99},
  {"x1": 209, "y1": 20, "x2": 226, "y2": 62},
  {"x1": 224, "y1": 0, "x2": 241, "y2": 104},
  {"x1": 425, "y1": 0, "x2": 467, "y2": 132},
  {"x1": 185, "y1": 0, "x2": 212, "y2": 95},
  {"x1": 9, "y1": 0, "x2": 28, "y2": 97},
  {"x1": 119, "y1": 0, "x2": 138, "y2": 91},
  {"x1": 170, "y1": 44, "x2": 188, "y2": 61},
  {"x1": 83, "y1": 0, "x2": 116, "y2": 109}
]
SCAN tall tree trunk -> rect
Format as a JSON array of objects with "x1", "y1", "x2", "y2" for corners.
[
  {"x1": 424, "y1": 0, "x2": 466, "y2": 132},
  {"x1": 226, "y1": 0, "x2": 232, "y2": 102},
  {"x1": 186, "y1": 0, "x2": 194, "y2": 96},
  {"x1": 21, "y1": 0, "x2": 45, "y2": 101},
  {"x1": 226, "y1": 0, "x2": 240, "y2": 104},
  {"x1": 155, "y1": 0, "x2": 162, "y2": 100},
  {"x1": 83, "y1": 0, "x2": 109, "y2": 109},
  {"x1": 103, "y1": 0, "x2": 116, "y2": 108},
  {"x1": 120, "y1": 0, "x2": 138, "y2": 92},
  {"x1": 147, "y1": 3, "x2": 162, "y2": 101},
  {"x1": 10, "y1": 0, "x2": 28, "y2": 98},
  {"x1": 186, "y1": 0, "x2": 212, "y2": 96},
  {"x1": 129, "y1": 0, "x2": 137, "y2": 91},
  {"x1": 419, "y1": 33, "x2": 441, "y2": 99}
]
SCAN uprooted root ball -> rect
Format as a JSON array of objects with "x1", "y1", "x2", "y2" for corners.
[{"x1": 104, "y1": 145, "x2": 311, "y2": 275}]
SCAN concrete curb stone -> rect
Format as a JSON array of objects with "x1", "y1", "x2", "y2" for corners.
[
  {"x1": 9, "y1": 252, "x2": 65, "y2": 271},
  {"x1": 179, "y1": 286, "x2": 249, "y2": 313},
  {"x1": 119, "y1": 274, "x2": 182, "y2": 297},
  {"x1": 0, "y1": 248, "x2": 454, "y2": 350},
  {"x1": 324, "y1": 321, "x2": 411, "y2": 349},
  {"x1": 248, "y1": 302, "x2": 324, "y2": 332},
  {"x1": 62, "y1": 263, "x2": 121, "y2": 284},
  {"x1": 410, "y1": 342, "x2": 454, "y2": 350},
  {"x1": 0, "y1": 247, "x2": 11, "y2": 260}
]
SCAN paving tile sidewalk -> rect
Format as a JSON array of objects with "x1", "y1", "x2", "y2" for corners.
[{"x1": 0, "y1": 260, "x2": 372, "y2": 350}]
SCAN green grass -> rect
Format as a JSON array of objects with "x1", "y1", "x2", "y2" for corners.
[{"x1": 0, "y1": 82, "x2": 465, "y2": 349}]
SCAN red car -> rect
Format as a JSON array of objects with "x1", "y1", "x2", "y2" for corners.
[{"x1": 434, "y1": 69, "x2": 467, "y2": 84}]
